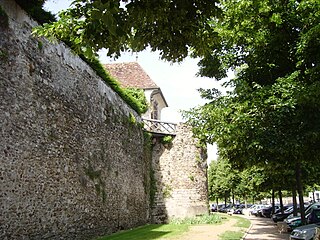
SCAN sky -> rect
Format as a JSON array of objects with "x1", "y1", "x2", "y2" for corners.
[{"x1": 43, "y1": 0, "x2": 234, "y2": 162}]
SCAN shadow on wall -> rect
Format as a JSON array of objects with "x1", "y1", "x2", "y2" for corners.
[
  {"x1": 149, "y1": 124, "x2": 209, "y2": 223},
  {"x1": 150, "y1": 136, "x2": 171, "y2": 223}
]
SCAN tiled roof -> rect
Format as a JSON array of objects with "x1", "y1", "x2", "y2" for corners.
[{"x1": 104, "y1": 62, "x2": 159, "y2": 89}]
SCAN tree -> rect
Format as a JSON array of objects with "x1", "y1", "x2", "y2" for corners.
[
  {"x1": 185, "y1": 72, "x2": 320, "y2": 223},
  {"x1": 196, "y1": 0, "x2": 320, "y2": 83},
  {"x1": 235, "y1": 166, "x2": 267, "y2": 205},
  {"x1": 34, "y1": 0, "x2": 219, "y2": 61},
  {"x1": 184, "y1": 0, "x2": 320, "y2": 225},
  {"x1": 208, "y1": 157, "x2": 234, "y2": 206},
  {"x1": 208, "y1": 157, "x2": 267, "y2": 205}
]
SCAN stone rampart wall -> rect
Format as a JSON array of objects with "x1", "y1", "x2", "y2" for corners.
[
  {"x1": 0, "y1": 0, "x2": 209, "y2": 238},
  {"x1": 0, "y1": 1, "x2": 150, "y2": 239}
]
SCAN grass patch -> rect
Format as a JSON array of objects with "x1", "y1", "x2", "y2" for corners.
[
  {"x1": 218, "y1": 215, "x2": 251, "y2": 240},
  {"x1": 233, "y1": 216, "x2": 251, "y2": 228},
  {"x1": 96, "y1": 214, "x2": 224, "y2": 240},
  {"x1": 170, "y1": 213, "x2": 223, "y2": 225},
  {"x1": 95, "y1": 224, "x2": 189, "y2": 240},
  {"x1": 219, "y1": 230, "x2": 244, "y2": 240},
  {"x1": 95, "y1": 214, "x2": 250, "y2": 240}
]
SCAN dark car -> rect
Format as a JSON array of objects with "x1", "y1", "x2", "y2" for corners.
[
  {"x1": 272, "y1": 206, "x2": 295, "y2": 222},
  {"x1": 218, "y1": 204, "x2": 232, "y2": 213},
  {"x1": 233, "y1": 204, "x2": 248, "y2": 214},
  {"x1": 286, "y1": 203, "x2": 320, "y2": 231},
  {"x1": 210, "y1": 203, "x2": 224, "y2": 212},
  {"x1": 261, "y1": 206, "x2": 280, "y2": 218},
  {"x1": 290, "y1": 222, "x2": 320, "y2": 240},
  {"x1": 262, "y1": 205, "x2": 291, "y2": 218},
  {"x1": 290, "y1": 209, "x2": 320, "y2": 240},
  {"x1": 220, "y1": 204, "x2": 234, "y2": 213},
  {"x1": 210, "y1": 204, "x2": 217, "y2": 212}
]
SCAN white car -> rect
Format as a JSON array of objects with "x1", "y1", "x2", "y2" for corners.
[{"x1": 249, "y1": 204, "x2": 269, "y2": 216}]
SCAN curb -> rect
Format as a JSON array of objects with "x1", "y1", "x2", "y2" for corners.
[{"x1": 241, "y1": 222, "x2": 253, "y2": 240}]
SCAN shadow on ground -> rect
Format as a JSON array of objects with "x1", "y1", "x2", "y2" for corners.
[
  {"x1": 96, "y1": 224, "x2": 175, "y2": 240},
  {"x1": 244, "y1": 216, "x2": 290, "y2": 240}
]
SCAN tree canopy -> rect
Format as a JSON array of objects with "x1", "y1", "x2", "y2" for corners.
[{"x1": 34, "y1": 0, "x2": 219, "y2": 61}]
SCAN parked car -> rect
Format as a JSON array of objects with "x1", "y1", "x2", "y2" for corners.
[
  {"x1": 210, "y1": 204, "x2": 216, "y2": 212},
  {"x1": 233, "y1": 208, "x2": 243, "y2": 214},
  {"x1": 233, "y1": 204, "x2": 248, "y2": 214},
  {"x1": 272, "y1": 206, "x2": 296, "y2": 222},
  {"x1": 210, "y1": 203, "x2": 224, "y2": 212},
  {"x1": 249, "y1": 204, "x2": 269, "y2": 216},
  {"x1": 290, "y1": 222, "x2": 320, "y2": 240},
  {"x1": 260, "y1": 205, "x2": 279, "y2": 218},
  {"x1": 223, "y1": 204, "x2": 239, "y2": 214},
  {"x1": 286, "y1": 204, "x2": 320, "y2": 231},
  {"x1": 261, "y1": 204, "x2": 291, "y2": 218},
  {"x1": 217, "y1": 204, "x2": 234, "y2": 213}
]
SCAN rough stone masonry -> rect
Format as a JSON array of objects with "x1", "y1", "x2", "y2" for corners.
[{"x1": 0, "y1": 0, "x2": 209, "y2": 239}]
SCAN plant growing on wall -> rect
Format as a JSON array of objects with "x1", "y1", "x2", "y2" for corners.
[
  {"x1": 128, "y1": 112, "x2": 136, "y2": 124},
  {"x1": 163, "y1": 184, "x2": 172, "y2": 198},
  {"x1": 0, "y1": 6, "x2": 9, "y2": 28},
  {"x1": 15, "y1": 0, "x2": 56, "y2": 24},
  {"x1": 124, "y1": 88, "x2": 148, "y2": 114},
  {"x1": 77, "y1": 56, "x2": 147, "y2": 115},
  {"x1": 149, "y1": 169, "x2": 157, "y2": 206},
  {"x1": 189, "y1": 175, "x2": 195, "y2": 182},
  {"x1": 161, "y1": 135, "x2": 174, "y2": 145},
  {"x1": 84, "y1": 162, "x2": 106, "y2": 202}
]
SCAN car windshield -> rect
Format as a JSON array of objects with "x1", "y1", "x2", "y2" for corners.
[
  {"x1": 285, "y1": 207, "x2": 293, "y2": 213},
  {"x1": 287, "y1": 212, "x2": 301, "y2": 218},
  {"x1": 305, "y1": 204, "x2": 320, "y2": 214}
]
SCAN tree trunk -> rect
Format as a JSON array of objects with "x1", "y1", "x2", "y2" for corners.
[
  {"x1": 272, "y1": 189, "x2": 275, "y2": 214},
  {"x1": 245, "y1": 197, "x2": 247, "y2": 208},
  {"x1": 292, "y1": 186, "x2": 298, "y2": 216},
  {"x1": 224, "y1": 194, "x2": 227, "y2": 207},
  {"x1": 232, "y1": 193, "x2": 235, "y2": 205},
  {"x1": 216, "y1": 197, "x2": 219, "y2": 211},
  {"x1": 295, "y1": 161, "x2": 306, "y2": 225},
  {"x1": 279, "y1": 190, "x2": 284, "y2": 213}
]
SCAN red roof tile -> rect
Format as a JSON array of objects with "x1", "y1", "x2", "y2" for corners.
[{"x1": 104, "y1": 62, "x2": 159, "y2": 89}]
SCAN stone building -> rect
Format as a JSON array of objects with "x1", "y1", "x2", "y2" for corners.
[{"x1": 105, "y1": 62, "x2": 168, "y2": 121}]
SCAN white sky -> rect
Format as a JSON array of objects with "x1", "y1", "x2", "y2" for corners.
[{"x1": 43, "y1": 0, "x2": 233, "y2": 162}]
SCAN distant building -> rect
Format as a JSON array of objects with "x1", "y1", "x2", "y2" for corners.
[
  {"x1": 105, "y1": 62, "x2": 168, "y2": 121},
  {"x1": 309, "y1": 191, "x2": 320, "y2": 203}
]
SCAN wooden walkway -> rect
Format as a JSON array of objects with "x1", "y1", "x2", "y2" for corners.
[{"x1": 142, "y1": 118, "x2": 177, "y2": 136}]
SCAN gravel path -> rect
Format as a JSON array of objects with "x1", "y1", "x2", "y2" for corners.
[
  {"x1": 173, "y1": 217, "x2": 241, "y2": 240},
  {"x1": 170, "y1": 214, "x2": 291, "y2": 240},
  {"x1": 243, "y1": 215, "x2": 290, "y2": 240}
]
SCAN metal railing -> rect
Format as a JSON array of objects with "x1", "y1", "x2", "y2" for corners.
[{"x1": 142, "y1": 118, "x2": 177, "y2": 135}]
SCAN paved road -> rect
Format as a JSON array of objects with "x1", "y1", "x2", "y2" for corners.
[{"x1": 243, "y1": 215, "x2": 290, "y2": 240}]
